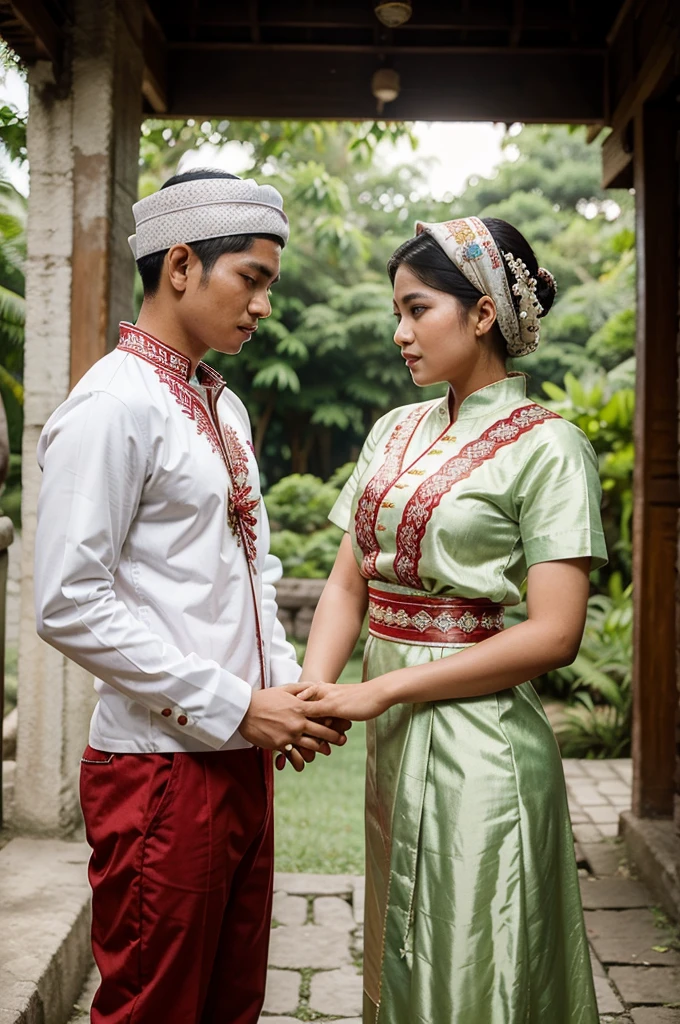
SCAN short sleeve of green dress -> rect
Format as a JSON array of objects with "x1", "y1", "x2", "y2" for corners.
[{"x1": 514, "y1": 417, "x2": 608, "y2": 571}]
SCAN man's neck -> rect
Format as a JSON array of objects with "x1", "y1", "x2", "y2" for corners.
[{"x1": 135, "y1": 304, "x2": 208, "y2": 376}]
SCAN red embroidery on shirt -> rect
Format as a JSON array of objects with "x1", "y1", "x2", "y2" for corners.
[
  {"x1": 155, "y1": 368, "x2": 223, "y2": 458},
  {"x1": 223, "y1": 424, "x2": 259, "y2": 565},
  {"x1": 118, "y1": 323, "x2": 192, "y2": 379},
  {"x1": 118, "y1": 323, "x2": 259, "y2": 566},
  {"x1": 393, "y1": 404, "x2": 559, "y2": 589},
  {"x1": 354, "y1": 405, "x2": 431, "y2": 580}
]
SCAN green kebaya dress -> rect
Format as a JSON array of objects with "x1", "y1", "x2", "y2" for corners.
[{"x1": 329, "y1": 375, "x2": 607, "y2": 1024}]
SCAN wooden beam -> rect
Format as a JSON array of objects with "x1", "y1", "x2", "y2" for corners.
[
  {"x1": 607, "y1": 0, "x2": 680, "y2": 132},
  {"x1": 166, "y1": 41, "x2": 606, "y2": 57},
  {"x1": 8, "y1": 0, "x2": 63, "y2": 65},
  {"x1": 142, "y1": 3, "x2": 167, "y2": 113},
  {"x1": 601, "y1": 122, "x2": 633, "y2": 187},
  {"x1": 631, "y1": 100, "x2": 679, "y2": 819},
  {"x1": 155, "y1": 5, "x2": 612, "y2": 34},
  {"x1": 510, "y1": 0, "x2": 525, "y2": 48},
  {"x1": 166, "y1": 48, "x2": 606, "y2": 122},
  {"x1": 248, "y1": 0, "x2": 260, "y2": 44},
  {"x1": 605, "y1": 0, "x2": 635, "y2": 45}
]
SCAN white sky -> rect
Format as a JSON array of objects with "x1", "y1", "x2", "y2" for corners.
[
  {"x1": 180, "y1": 121, "x2": 506, "y2": 201},
  {"x1": 1, "y1": 67, "x2": 506, "y2": 200}
]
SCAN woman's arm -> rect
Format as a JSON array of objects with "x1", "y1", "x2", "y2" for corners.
[
  {"x1": 301, "y1": 533, "x2": 369, "y2": 682},
  {"x1": 274, "y1": 534, "x2": 367, "y2": 772},
  {"x1": 297, "y1": 557, "x2": 591, "y2": 720}
]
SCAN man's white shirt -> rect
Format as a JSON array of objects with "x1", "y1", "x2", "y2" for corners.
[{"x1": 35, "y1": 323, "x2": 301, "y2": 753}]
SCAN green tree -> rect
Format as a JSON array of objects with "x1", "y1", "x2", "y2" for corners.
[{"x1": 0, "y1": 48, "x2": 27, "y2": 525}]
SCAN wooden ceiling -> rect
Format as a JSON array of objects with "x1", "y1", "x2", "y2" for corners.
[
  {"x1": 2, "y1": 0, "x2": 672, "y2": 127},
  {"x1": 147, "y1": 0, "x2": 624, "y2": 122}
]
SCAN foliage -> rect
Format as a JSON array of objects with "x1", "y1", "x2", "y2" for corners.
[
  {"x1": 553, "y1": 575, "x2": 633, "y2": 758},
  {"x1": 0, "y1": 50, "x2": 27, "y2": 527},
  {"x1": 269, "y1": 525, "x2": 344, "y2": 579},
  {"x1": 137, "y1": 118, "x2": 442, "y2": 479},
  {"x1": 135, "y1": 122, "x2": 637, "y2": 491},
  {"x1": 541, "y1": 367, "x2": 634, "y2": 582},
  {"x1": 265, "y1": 473, "x2": 341, "y2": 533},
  {"x1": 264, "y1": 467, "x2": 350, "y2": 576}
]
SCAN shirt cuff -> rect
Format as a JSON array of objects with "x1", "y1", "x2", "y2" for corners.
[{"x1": 159, "y1": 669, "x2": 253, "y2": 750}]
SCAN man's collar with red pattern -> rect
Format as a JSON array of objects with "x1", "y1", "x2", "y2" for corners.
[{"x1": 117, "y1": 322, "x2": 225, "y2": 390}]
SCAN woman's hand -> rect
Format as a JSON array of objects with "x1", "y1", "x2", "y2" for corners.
[{"x1": 297, "y1": 681, "x2": 392, "y2": 722}]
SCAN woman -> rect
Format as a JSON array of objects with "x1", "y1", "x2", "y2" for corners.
[{"x1": 296, "y1": 216, "x2": 605, "y2": 1023}]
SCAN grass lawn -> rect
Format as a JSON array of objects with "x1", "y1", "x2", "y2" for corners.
[{"x1": 274, "y1": 652, "x2": 366, "y2": 874}]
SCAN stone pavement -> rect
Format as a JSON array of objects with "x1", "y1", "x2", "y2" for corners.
[{"x1": 67, "y1": 757, "x2": 680, "y2": 1023}]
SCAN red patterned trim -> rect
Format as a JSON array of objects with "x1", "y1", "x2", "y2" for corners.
[
  {"x1": 119, "y1": 322, "x2": 192, "y2": 379},
  {"x1": 223, "y1": 423, "x2": 259, "y2": 565},
  {"x1": 368, "y1": 586, "x2": 504, "y2": 646},
  {"x1": 154, "y1": 367, "x2": 223, "y2": 459},
  {"x1": 355, "y1": 405, "x2": 432, "y2": 580},
  {"x1": 394, "y1": 404, "x2": 559, "y2": 589},
  {"x1": 119, "y1": 323, "x2": 259, "y2": 566},
  {"x1": 118, "y1": 322, "x2": 225, "y2": 390}
]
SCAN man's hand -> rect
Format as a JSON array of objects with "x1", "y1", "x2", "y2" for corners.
[
  {"x1": 274, "y1": 712, "x2": 353, "y2": 773},
  {"x1": 239, "y1": 685, "x2": 348, "y2": 754}
]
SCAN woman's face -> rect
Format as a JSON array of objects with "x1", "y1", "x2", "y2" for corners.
[{"x1": 392, "y1": 264, "x2": 499, "y2": 388}]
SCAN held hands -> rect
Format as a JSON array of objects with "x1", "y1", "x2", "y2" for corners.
[
  {"x1": 239, "y1": 684, "x2": 351, "y2": 773},
  {"x1": 296, "y1": 680, "x2": 392, "y2": 723}
]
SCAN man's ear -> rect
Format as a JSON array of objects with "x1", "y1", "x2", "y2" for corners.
[{"x1": 165, "y1": 244, "x2": 194, "y2": 294}]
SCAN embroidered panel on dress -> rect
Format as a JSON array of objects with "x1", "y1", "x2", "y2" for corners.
[
  {"x1": 393, "y1": 404, "x2": 559, "y2": 589},
  {"x1": 354, "y1": 404, "x2": 432, "y2": 580}
]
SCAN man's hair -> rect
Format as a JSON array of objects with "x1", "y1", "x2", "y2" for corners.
[{"x1": 136, "y1": 169, "x2": 281, "y2": 298}]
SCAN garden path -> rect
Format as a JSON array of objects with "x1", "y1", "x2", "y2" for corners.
[{"x1": 69, "y1": 759, "x2": 680, "y2": 1023}]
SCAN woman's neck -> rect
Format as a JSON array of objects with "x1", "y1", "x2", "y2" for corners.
[{"x1": 447, "y1": 364, "x2": 508, "y2": 423}]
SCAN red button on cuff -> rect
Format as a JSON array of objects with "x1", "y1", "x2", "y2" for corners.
[
  {"x1": 177, "y1": 715, "x2": 188, "y2": 726},
  {"x1": 161, "y1": 708, "x2": 172, "y2": 718}
]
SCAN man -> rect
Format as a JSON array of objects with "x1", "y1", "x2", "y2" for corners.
[{"x1": 34, "y1": 169, "x2": 346, "y2": 1023}]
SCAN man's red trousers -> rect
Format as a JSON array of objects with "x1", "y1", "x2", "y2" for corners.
[{"x1": 80, "y1": 744, "x2": 273, "y2": 1023}]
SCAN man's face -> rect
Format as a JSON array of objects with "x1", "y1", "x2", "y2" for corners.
[{"x1": 178, "y1": 237, "x2": 282, "y2": 356}]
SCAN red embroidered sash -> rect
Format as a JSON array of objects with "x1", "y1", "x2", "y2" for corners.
[
  {"x1": 368, "y1": 586, "x2": 504, "y2": 646},
  {"x1": 393, "y1": 404, "x2": 558, "y2": 589},
  {"x1": 354, "y1": 404, "x2": 432, "y2": 580}
]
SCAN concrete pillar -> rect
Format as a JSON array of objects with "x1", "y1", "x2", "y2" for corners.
[{"x1": 15, "y1": 0, "x2": 143, "y2": 833}]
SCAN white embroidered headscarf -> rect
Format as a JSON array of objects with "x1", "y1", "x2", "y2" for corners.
[
  {"x1": 129, "y1": 174, "x2": 289, "y2": 258},
  {"x1": 414, "y1": 216, "x2": 550, "y2": 357}
]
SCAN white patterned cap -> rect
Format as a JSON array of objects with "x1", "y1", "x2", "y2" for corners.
[{"x1": 128, "y1": 174, "x2": 289, "y2": 258}]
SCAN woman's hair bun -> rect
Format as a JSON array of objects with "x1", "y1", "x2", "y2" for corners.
[{"x1": 535, "y1": 267, "x2": 557, "y2": 318}]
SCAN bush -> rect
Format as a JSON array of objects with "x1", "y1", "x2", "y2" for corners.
[
  {"x1": 0, "y1": 451, "x2": 20, "y2": 528},
  {"x1": 553, "y1": 574, "x2": 632, "y2": 758},
  {"x1": 269, "y1": 524, "x2": 344, "y2": 578},
  {"x1": 264, "y1": 473, "x2": 341, "y2": 533},
  {"x1": 265, "y1": 467, "x2": 355, "y2": 577}
]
